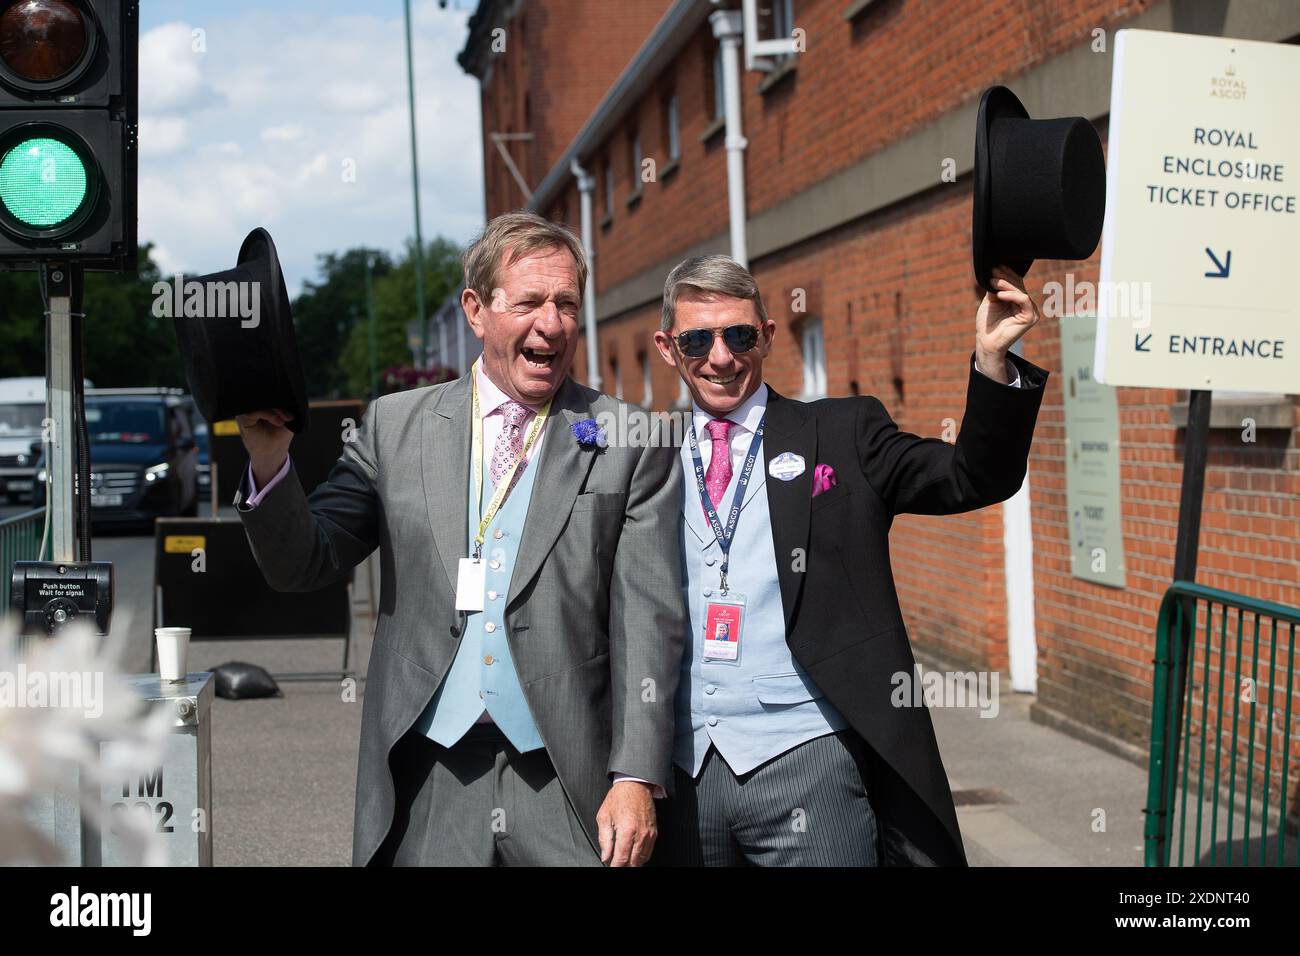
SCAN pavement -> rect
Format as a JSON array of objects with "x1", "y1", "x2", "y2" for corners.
[
  {"x1": 926, "y1": 679, "x2": 1147, "y2": 866},
  {"x1": 19, "y1": 516, "x2": 1163, "y2": 867}
]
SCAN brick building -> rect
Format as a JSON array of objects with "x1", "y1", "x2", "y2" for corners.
[{"x1": 453, "y1": 0, "x2": 1299, "y2": 773}]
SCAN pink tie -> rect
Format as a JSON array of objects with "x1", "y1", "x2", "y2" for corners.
[
  {"x1": 704, "y1": 419, "x2": 733, "y2": 507},
  {"x1": 490, "y1": 401, "x2": 532, "y2": 493}
]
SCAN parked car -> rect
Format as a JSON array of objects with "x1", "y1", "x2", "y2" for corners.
[
  {"x1": 0, "y1": 377, "x2": 44, "y2": 504},
  {"x1": 193, "y1": 417, "x2": 211, "y2": 500},
  {"x1": 34, "y1": 388, "x2": 199, "y2": 528}
]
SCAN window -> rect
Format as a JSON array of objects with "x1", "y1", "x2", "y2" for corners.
[
  {"x1": 800, "y1": 319, "x2": 827, "y2": 398},
  {"x1": 628, "y1": 127, "x2": 642, "y2": 191},
  {"x1": 711, "y1": 44, "x2": 725, "y2": 120},
  {"x1": 610, "y1": 354, "x2": 622, "y2": 399},
  {"x1": 664, "y1": 93, "x2": 681, "y2": 162},
  {"x1": 641, "y1": 351, "x2": 654, "y2": 406},
  {"x1": 602, "y1": 159, "x2": 614, "y2": 219},
  {"x1": 760, "y1": 0, "x2": 796, "y2": 42}
]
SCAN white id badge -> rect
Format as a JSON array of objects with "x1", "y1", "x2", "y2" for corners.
[
  {"x1": 455, "y1": 558, "x2": 486, "y2": 611},
  {"x1": 702, "y1": 592, "x2": 745, "y2": 663}
]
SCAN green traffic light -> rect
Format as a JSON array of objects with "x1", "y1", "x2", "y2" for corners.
[{"x1": 0, "y1": 135, "x2": 89, "y2": 228}]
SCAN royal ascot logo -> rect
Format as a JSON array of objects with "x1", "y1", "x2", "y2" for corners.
[
  {"x1": 151, "y1": 274, "x2": 261, "y2": 328},
  {"x1": 1209, "y1": 63, "x2": 1245, "y2": 101}
]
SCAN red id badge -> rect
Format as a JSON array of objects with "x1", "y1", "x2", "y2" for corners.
[{"x1": 702, "y1": 592, "x2": 745, "y2": 663}]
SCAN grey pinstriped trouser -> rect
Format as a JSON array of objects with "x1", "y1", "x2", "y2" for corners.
[
  {"x1": 374, "y1": 723, "x2": 602, "y2": 867},
  {"x1": 655, "y1": 730, "x2": 880, "y2": 866}
]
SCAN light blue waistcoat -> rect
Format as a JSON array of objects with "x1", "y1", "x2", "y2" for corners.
[
  {"x1": 674, "y1": 434, "x2": 847, "y2": 777},
  {"x1": 415, "y1": 438, "x2": 543, "y2": 752}
]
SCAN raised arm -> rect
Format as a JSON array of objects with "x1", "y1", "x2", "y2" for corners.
[
  {"x1": 859, "y1": 265, "x2": 1049, "y2": 515},
  {"x1": 234, "y1": 400, "x2": 382, "y2": 591}
]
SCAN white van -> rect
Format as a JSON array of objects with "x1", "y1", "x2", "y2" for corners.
[{"x1": 0, "y1": 377, "x2": 46, "y2": 502}]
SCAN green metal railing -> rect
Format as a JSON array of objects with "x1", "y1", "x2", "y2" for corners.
[
  {"x1": 0, "y1": 508, "x2": 45, "y2": 613},
  {"x1": 1146, "y1": 581, "x2": 1300, "y2": 866}
]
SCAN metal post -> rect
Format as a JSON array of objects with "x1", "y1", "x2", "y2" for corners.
[
  {"x1": 45, "y1": 265, "x2": 76, "y2": 563},
  {"x1": 403, "y1": 0, "x2": 428, "y2": 367},
  {"x1": 570, "y1": 160, "x2": 602, "y2": 391},
  {"x1": 1172, "y1": 390, "x2": 1212, "y2": 585},
  {"x1": 366, "y1": 255, "x2": 378, "y2": 399},
  {"x1": 1161, "y1": 387, "x2": 1214, "y2": 858},
  {"x1": 712, "y1": 10, "x2": 748, "y2": 268}
]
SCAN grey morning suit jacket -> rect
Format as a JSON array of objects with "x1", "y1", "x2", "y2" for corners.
[{"x1": 235, "y1": 374, "x2": 687, "y2": 865}]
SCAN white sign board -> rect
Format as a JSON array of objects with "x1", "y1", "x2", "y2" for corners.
[
  {"x1": 1095, "y1": 30, "x2": 1300, "y2": 394},
  {"x1": 1061, "y1": 314, "x2": 1126, "y2": 589}
]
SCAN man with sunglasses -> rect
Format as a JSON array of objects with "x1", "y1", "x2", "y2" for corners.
[{"x1": 651, "y1": 255, "x2": 1047, "y2": 866}]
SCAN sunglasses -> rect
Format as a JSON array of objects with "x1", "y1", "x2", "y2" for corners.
[{"x1": 672, "y1": 324, "x2": 761, "y2": 358}]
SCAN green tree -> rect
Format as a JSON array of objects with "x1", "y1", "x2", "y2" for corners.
[
  {"x1": 0, "y1": 245, "x2": 179, "y2": 386},
  {"x1": 338, "y1": 236, "x2": 464, "y2": 398},
  {"x1": 292, "y1": 248, "x2": 394, "y2": 399}
]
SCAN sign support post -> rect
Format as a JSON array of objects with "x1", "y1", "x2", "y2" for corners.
[
  {"x1": 1157, "y1": 386, "x2": 1212, "y2": 858},
  {"x1": 43, "y1": 263, "x2": 80, "y2": 565}
]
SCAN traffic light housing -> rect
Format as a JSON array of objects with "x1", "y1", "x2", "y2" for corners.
[{"x1": 0, "y1": 0, "x2": 137, "y2": 271}]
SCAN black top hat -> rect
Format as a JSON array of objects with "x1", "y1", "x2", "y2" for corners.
[
  {"x1": 171, "y1": 228, "x2": 310, "y2": 433},
  {"x1": 972, "y1": 85, "x2": 1106, "y2": 292}
]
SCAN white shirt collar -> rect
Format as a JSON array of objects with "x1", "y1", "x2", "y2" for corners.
[
  {"x1": 690, "y1": 382, "x2": 769, "y2": 439},
  {"x1": 475, "y1": 361, "x2": 542, "y2": 416}
]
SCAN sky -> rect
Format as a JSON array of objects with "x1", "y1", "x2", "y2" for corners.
[{"x1": 137, "y1": 0, "x2": 485, "y2": 297}]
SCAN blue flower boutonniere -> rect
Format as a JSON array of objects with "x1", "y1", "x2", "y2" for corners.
[{"x1": 570, "y1": 418, "x2": 608, "y2": 449}]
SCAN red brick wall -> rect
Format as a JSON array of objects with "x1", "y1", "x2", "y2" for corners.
[
  {"x1": 545, "y1": 0, "x2": 1160, "y2": 296},
  {"x1": 475, "y1": 0, "x2": 673, "y2": 218}
]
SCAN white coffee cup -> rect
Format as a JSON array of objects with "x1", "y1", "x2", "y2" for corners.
[{"x1": 154, "y1": 627, "x2": 192, "y2": 682}]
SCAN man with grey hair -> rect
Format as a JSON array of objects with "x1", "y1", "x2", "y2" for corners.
[
  {"x1": 651, "y1": 253, "x2": 1047, "y2": 866},
  {"x1": 233, "y1": 211, "x2": 686, "y2": 866}
]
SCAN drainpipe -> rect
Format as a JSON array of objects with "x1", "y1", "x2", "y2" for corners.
[
  {"x1": 570, "y1": 158, "x2": 603, "y2": 391},
  {"x1": 711, "y1": 9, "x2": 747, "y2": 268}
]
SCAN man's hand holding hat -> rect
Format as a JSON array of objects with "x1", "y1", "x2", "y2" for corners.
[
  {"x1": 236, "y1": 407, "x2": 294, "y2": 487},
  {"x1": 975, "y1": 265, "x2": 1042, "y2": 384}
]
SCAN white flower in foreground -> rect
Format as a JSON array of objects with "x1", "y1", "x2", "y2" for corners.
[{"x1": 0, "y1": 613, "x2": 174, "y2": 866}]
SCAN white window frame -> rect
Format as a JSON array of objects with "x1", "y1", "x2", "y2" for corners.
[
  {"x1": 800, "y1": 318, "x2": 827, "y2": 399},
  {"x1": 711, "y1": 45, "x2": 725, "y2": 119},
  {"x1": 665, "y1": 93, "x2": 681, "y2": 162},
  {"x1": 743, "y1": 0, "x2": 798, "y2": 72},
  {"x1": 630, "y1": 131, "x2": 643, "y2": 188},
  {"x1": 642, "y1": 352, "x2": 654, "y2": 406}
]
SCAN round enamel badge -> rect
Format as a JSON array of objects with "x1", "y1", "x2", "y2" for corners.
[{"x1": 768, "y1": 451, "x2": 806, "y2": 481}]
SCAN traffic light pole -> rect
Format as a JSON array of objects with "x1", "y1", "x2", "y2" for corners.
[{"x1": 44, "y1": 264, "x2": 80, "y2": 564}]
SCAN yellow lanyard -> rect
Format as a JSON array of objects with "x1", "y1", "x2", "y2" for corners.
[{"x1": 469, "y1": 360, "x2": 552, "y2": 558}]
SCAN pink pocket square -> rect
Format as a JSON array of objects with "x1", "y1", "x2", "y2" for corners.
[{"x1": 811, "y1": 463, "x2": 837, "y2": 497}]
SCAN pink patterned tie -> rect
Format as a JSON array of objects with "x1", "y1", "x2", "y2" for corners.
[
  {"x1": 490, "y1": 401, "x2": 532, "y2": 493},
  {"x1": 704, "y1": 418, "x2": 734, "y2": 507}
]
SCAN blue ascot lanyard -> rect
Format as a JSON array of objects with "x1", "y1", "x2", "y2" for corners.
[{"x1": 687, "y1": 415, "x2": 765, "y2": 595}]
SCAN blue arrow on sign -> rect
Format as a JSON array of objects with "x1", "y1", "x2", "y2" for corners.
[
  {"x1": 1135, "y1": 333, "x2": 1151, "y2": 352},
  {"x1": 1204, "y1": 247, "x2": 1231, "y2": 278}
]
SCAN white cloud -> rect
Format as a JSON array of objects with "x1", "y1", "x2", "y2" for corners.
[
  {"x1": 320, "y1": 81, "x2": 390, "y2": 114},
  {"x1": 138, "y1": 116, "x2": 189, "y2": 155},
  {"x1": 137, "y1": 3, "x2": 483, "y2": 297},
  {"x1": 138, "y1": 22, "x2": 223, "y2": 114},
  {"x1": 260, "y1": 124, "x2": 305, "y2": 144}
]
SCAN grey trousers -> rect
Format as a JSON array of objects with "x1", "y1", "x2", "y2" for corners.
[
  {"x1": 373, "y1": 724, "x2": 602, "y2": 866},
  {"x1": 655, "y1": 730, "x2": 880, "y2": 866}
]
